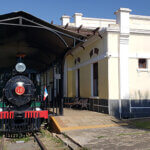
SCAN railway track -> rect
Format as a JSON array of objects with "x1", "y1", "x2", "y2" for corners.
[
  {"x1": 34, "y1": 131, "x2": 82, "y2": 150},
  {"x1": 33, "y1": 133, "x2": 47, "y2": 150},
  {"x1": 0, "y1": 133, "x2": 47, "y2": 150},
  {"x1": 0, "y1": 131, "x2": 75, "y2": 150},
  {"x1": 56, "y1": 133, "x2": 82, "y2": 150}
]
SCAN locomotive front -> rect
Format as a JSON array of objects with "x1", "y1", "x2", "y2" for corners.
[
  {"x1": 0, "y1": 62, "x2": 48, "y2": 133},
  {"x1": 5, "y1": 75, "x2": 35, "y2": 107}
]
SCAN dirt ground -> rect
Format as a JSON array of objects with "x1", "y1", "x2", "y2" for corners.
[{"x1": 5, "y1": 137, "x2": 40, "y2": 150}]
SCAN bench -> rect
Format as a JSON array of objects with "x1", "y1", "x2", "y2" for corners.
[
  {"x1": 78, "y1": 99, "x2": 89, "y2": 109},
  {"x1": 64, "y1": 98, "x2": 79, "y2": 108},
  {"x1": 64, "y1": 98, "x2": 89, "y2": 109}
]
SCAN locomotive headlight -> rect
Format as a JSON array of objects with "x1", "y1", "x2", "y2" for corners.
[{"x1": 15, "y1": 63, "x2": 26, "y2": 73}]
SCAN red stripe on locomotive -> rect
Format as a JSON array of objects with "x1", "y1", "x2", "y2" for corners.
[{"x1": 0, "y1": 110, "x2": 48, "y2": 119}]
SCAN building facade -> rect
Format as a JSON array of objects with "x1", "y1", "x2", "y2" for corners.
[{"x1": 61, "y1": 8, "x2": 150, "y2": 118}]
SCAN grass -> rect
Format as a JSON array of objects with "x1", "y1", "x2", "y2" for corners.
[
  {"x1": 0, "y1": 133, "x2": 3, "y2": 138},
  {"x1": 11, "y1": 136, "x2": 30, "y2": 143},
  {"x1": 97, "y1": 136, "x2": 105, "y2": 139},
  {"x1": 130, "y1": 120, "x2": 150, "y2": 129},
  {"x1": 40, "y1": 129, "x2": 46, "y2": 137},
  {"x1": 40, "y1": 129, "x2": 65, "y2": 146},
  {"x1": 129, "y1": 119, "x2": 150, "y2": 129},
  {"x1": 117, "y1": 119, "x2": 150, "y2": 136},
  {"x1": 117, "y1": 132, "x2": 147, "y2": 136},
  {"x1": 52, "y1": 136, "x2": 64, "y2": 146}
]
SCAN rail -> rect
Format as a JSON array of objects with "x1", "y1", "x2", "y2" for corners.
[{"x1": 33, "y1": 134, "x2": 47, "y2": 150}]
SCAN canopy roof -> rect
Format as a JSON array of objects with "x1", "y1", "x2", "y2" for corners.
[{"x1": 0, "y1": 11, "x2": 86, "y2": 72}]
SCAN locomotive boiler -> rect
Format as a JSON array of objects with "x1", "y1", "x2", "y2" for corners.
[{"x1": 0, "y1": 62, "x2": 48, "y2": 134}]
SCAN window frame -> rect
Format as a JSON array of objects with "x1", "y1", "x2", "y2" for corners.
[
  {"x1": 91, "y1": 62, "x2": 99, "y2": 97},
  {"x1": 138, "y1": 58, "x2": 147, "y2": 69}
]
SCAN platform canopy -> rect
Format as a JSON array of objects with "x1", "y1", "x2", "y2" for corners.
[{"x1": 0, "y1": 11, "x2": 86, "y2": 72}]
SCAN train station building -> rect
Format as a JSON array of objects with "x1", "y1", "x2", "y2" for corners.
[
  {"x1": 0, "y1": 8, "x2": 150, "y2": 119},
  {"x1": 60, "y1": 8, "x2": 150, "y2": 118},
  {"x1": 0, "y1": 10, "x2": 86, "y2": 119}
]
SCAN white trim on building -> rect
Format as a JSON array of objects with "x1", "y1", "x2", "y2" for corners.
[{"x1": 91, "y1": 64, "x2": 93, "y2": 97}]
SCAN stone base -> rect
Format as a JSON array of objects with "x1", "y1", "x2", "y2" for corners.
[
  {"x1": 88, "y1": 99, "x2": 108, "y2": 114},
  {"x1": 109, "y1": 99, "x2": 150, "y2": 118}
]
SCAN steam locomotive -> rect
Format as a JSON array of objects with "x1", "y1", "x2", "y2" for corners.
[{"x1": 0, "y1": 61, "x2": 48, "y2": 134}]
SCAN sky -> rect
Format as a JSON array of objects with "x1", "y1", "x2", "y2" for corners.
[{"x1": 0, "y1": 0, "x2": 150, "y2": 25}]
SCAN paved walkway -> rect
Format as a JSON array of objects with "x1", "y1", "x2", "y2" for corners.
[
  {"x1": 51, "y1": 108, "x2": 127, "y2": 132},
  {"x1": 65, "y1": 126, "x2": 150, "y2": 150},
  {"x1": 50, "y1": 109, "x2": 150, "y2": 149}
]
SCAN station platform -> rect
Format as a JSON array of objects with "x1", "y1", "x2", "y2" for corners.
[{"x1": 50, "y1": 108, "x2": 128, "y2": 133}]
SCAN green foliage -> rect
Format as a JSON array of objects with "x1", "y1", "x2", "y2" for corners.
[
  {"x1": 131, "y1": 120, "x2": 150, "y2": 129},
  {"x1": 117, "y1": 132, "x2": 146, "y2": 136},
  {"x1": 40, "y1": 129, "x2": 46, "y2": 137},
  {"x1": 0, "y1": 133, "x2": 3, "y2": 138},
  {"x1": 51, "y1": 136, "x2": 64, "y2": 146},
  {"x1": 11, "y1": 136, "x2": 30, "y2": 143},
  {"x1": 97, "y1": 136, "x2": 105, "y2": 139},
  {"x1": 40, "y1": 129, "x2": 64, "y2": 146}
]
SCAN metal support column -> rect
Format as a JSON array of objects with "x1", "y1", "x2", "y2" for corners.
[{"x1": 59, "y1": 62, "x2": 63, "y2": 115}]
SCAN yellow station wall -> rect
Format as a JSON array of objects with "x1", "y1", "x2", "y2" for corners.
[
  {"x1": 66, "y1": 55, "x2": 76, "y2": 97},
  {"x1": 98, "y1": 58, "x2": 109, "y2": 99},
  {"x1": 66, "y1": 33, "x2": 109, "y2": 99},
  {"x1": 80, "y1": 64, "x2": 91, "y2": 97},
  {"x1": 129, "y1": 34, "x2": 150, "y2": 99}
]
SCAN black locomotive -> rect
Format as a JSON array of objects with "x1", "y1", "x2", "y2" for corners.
[
  {"x1": 0, "y1": 61, "x2": 48, "y2": 134},
  {"x1": 5, "y1": 75, "x2": 35, "y2": 107}
]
